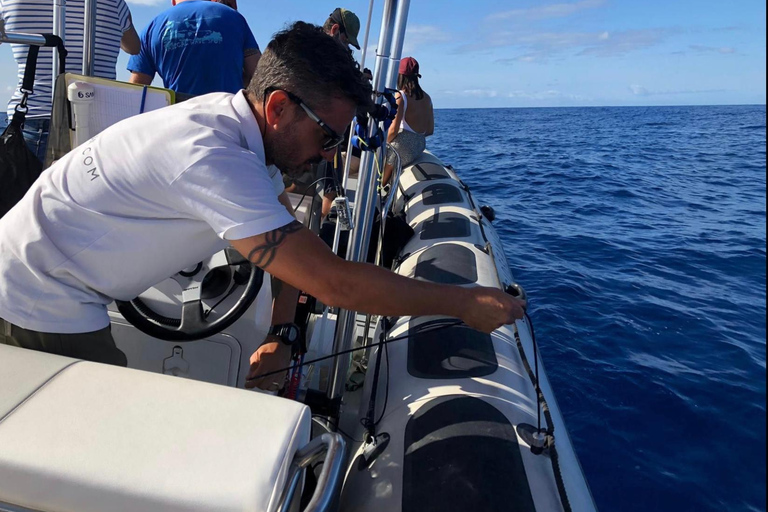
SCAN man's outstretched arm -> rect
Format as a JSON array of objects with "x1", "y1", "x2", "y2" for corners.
[{"x1": 230, "y1": 221, "x2": 524, "y2": 334}]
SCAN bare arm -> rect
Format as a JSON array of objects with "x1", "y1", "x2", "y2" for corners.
[
  {"x1": 425, "y1": 94, "x2": 435, "y2": 136},
  {"x1": 387, "y1": 92, "x2": 405, "y2": 144},
  {"x1": 276, "y1": 190, "x2": 295, "y2": 217},
  {"x1": 121, "y1": 19, "x2": 141, "y2": 55},
  {"x1": 243, "y1": 50, "x2": 261, "y2": 88},
  {"x1": 230, "y1": 222, "x2": 524, "y2": 333},
  {"x1": 129, "y1": 71, "x2": 153, "y2": 85}
]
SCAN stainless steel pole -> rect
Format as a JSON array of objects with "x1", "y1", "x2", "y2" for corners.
[
  {"x1": 385, "y1": 0, "x2": 411, "y2": 88},
  {"x1": 326, "y1": 0, "x2": 405, "y2": 402},
  {"x1": 52, "y1": 0, "x2": 66, "y2": 103},
  {"x1": 82, "y1": 0, "x2": 96, "y2": 75}
]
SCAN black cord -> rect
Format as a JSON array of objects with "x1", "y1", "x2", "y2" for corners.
[
  {"x1": 292, "y1": 176, "x2": 336, "y2": 213},
  {"x1": 529, "y1": 310, "x2": 541, "y2": 432},
  {"x1": 246, "y1": 319, "x2": 462, "y2": 382},
  {"x1": 374, "y1": 335, "x2": 390, "y2": 427}
]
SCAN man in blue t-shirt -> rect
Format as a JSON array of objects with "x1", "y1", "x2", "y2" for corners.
[{"x1": 128, "y1": 0, "x2": 260, "y2": 97}]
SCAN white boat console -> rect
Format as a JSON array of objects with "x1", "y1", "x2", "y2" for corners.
[{"x1": 0, "y1": 344, "x2": 344, "y2": 512}]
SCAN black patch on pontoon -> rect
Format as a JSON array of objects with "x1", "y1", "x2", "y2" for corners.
[
  {"x1": 419, "y1": 212, "x2": 472, "y2": 241},
  {"x1": 421, "y1": 183, "x2": 463, "y2": 205},
  {"x1": 403, "y1": 396, "x2": 536, "y2": 512},
  {"x1": 414, "y1": 245, "x2": 477, "y2": 284},
  {"x1": 412, "y1": 163, "x2": 451, "y2": 181},
  {"x1": 408, "y1": 321, "x2": 497, "y2": 379}
]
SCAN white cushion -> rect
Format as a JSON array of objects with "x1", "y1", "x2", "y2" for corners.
[{"x1": 0, "y1": 344, "x2": 310, "y2": 512}]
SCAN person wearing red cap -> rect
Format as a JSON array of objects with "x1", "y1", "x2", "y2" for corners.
[{"x1": 382, "y1": 56, "x2": 434, "y2": 187}]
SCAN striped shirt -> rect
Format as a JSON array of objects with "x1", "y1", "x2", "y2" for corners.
[{"x1": 0, "y1": 0, "x2": 132, "y2": 118}]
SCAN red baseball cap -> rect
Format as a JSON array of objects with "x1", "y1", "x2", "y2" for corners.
[{"x1": 399, "y1": 57, "x2": 420, "y2": 77}]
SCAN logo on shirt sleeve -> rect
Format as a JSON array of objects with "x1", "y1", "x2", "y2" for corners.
[{"x1": 81, "y1": 147, "x2": 100, "y2": 181}]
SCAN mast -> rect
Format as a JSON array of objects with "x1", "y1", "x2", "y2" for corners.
[
  {"x1": 326, "y1": 0, "x2": 411, "y2": 402},
  {"x1": 52, "y1": 0, "x2": 66, "y2": 101},
  {"x1": 82, "y1": 0, "x2": 96, "y2": 75}
]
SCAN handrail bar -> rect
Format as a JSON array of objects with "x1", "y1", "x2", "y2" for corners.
[
  {"x1": 0, "y1": 31, "x2": 48, "y2": 46},
  {"x1": 277, "y1": 433, "x2": 346, "y2": 512}
]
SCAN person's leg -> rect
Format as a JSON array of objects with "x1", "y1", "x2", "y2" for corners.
[
  {"x1": 59, "y1": 326, "x2": 127, "y2": 366},
  {"x1": 21, "y1": 117, "x2": 50, "y2": 163},
  {"x1": 321, "y1": 160, "x2": 340, "y2": 218},
  {"x1": 0, "y1": 317, "x2": 127, "y2": 366},
  {"x1": 383, "y1": 139, "x2": 398, "y2": 186},
  {"x1": 322, "y1": 191, "x2": 337, "y2": 218},
  {"x1": 384, "y1": 132, "x2": 426, "y2": 186}
]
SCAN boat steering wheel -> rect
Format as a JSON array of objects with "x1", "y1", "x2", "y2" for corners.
[{"x1": 115, "y1": 248, "x2": 264, "y2": 342}]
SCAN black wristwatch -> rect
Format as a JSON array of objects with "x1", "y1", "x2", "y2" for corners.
[{"x1": 268, "y1": 323, "x2": 300, "y2": 346}]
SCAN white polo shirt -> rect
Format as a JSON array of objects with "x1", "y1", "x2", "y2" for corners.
[{"x1": 0, "y1": 91, "x2": 294, "y2": 334}]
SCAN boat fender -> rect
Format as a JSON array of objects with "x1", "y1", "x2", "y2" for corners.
[
  {"x1": 480, "y1": 205, "x2": 496, "y2": 222},
  {"x1": 505, "y1": 282, "x2": 528, "y2": 310}
]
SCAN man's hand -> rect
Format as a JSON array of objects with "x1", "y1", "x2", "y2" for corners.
[
  {"x1": 461, "y1": 287, "x2": 526, "y2": 334},
  {"x1": 245, "y1": 336, "x2": 292, "y2": 390}
]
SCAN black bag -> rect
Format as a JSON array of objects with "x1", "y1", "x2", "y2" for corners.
[{"x1": 0, "y1": 35, "x2": 66, "y2": 218}]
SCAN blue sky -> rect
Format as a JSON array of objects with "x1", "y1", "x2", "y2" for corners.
[{"x1": 2, "y1": 0, "x2": 766, "y2": 108}]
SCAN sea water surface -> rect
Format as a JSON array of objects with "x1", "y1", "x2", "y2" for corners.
[
  {"x1": 1, "y1": 105, "x2": 765, "y2": 511},
  {"x1": 428, "y1": 105, "x2": 766, "y2": 512}
]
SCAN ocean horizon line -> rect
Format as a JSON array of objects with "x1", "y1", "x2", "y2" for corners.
[{"x1": 434, "y1": 103, "x2": 767, "y2": 111}]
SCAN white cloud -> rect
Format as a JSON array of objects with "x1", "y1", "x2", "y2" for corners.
[
  {"x1": 126, "y1": 0, "x2": 166, "y2": 5},
  {"x1": 440, "y1": 87, "x2": 593, "y2": 103},
  {"x1": 464, "y1": 89, "x2": 499, "y2": 98},
  {"x1": 629, "y1": 84, "x2": 727, "y2": 96},
  {"x1": 457, "y1": 28, "x2": 675, "y2": 57},
  {"x1": 689, "y1": 45, "x2": 737, "y2": 54},
  {"x1": 403, "y1": 25, "x2": 453, "y2": 53},
  {"x1": 487, "y1": 0, "x2": 606, "y2": 22},
  {"x1": 508, "y1": 89, "x2": 588, "y2": 101},
  {"x1": 578, "y1": 28, "x2": 671, "y2": 56}
]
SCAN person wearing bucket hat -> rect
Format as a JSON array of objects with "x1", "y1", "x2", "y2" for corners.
[
  {"x1": 382, "y1": 56, "x2": 434, "y2": 187},
  {"x1": 323, "y1": 7, "x2": 361, "y2": 51}
]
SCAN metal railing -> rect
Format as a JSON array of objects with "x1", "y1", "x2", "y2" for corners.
[
  {"x1": 277, "y1": 433, "x2": 346, "y2": 512},
  {"x1": 326, "y1": 0, "x2": 412, "y2": 404}
]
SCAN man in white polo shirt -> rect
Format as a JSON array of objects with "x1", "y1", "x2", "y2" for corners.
[{"x1": 0, "y1": 22, "x2": 525, "y2": 388}]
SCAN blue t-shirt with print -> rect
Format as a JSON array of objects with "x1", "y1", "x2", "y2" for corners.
[{"x1": 127, "y1": 1, "x2": 258, "y2": 96}]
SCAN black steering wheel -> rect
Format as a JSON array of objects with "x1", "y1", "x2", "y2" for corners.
[{"x1": 115, "y1": 247, "x2": 264, "y2": 341}]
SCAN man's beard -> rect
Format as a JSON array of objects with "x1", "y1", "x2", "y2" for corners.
[{"x1": 267, "y1": 123, "x2": 322, "y2": 177}]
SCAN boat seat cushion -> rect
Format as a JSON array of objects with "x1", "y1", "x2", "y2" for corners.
[{"x1": 0, "y1": 344, "x2": 310, "y2": 512}]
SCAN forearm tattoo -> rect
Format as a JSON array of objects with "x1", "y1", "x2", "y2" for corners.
[{"x1": 247, "y1": 220, "x2": 303, "y2": 269}]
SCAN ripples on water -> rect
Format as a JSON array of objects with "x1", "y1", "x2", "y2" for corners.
[{"x1": 429, "y1": 105, "x2": 766, "y2": 512}]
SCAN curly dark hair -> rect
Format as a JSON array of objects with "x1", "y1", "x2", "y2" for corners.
[{"x1": 247, "y1": 22, "x2": 372, "y2": 112}]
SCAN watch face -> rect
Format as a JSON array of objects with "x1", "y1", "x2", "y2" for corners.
[{"x1": 287, "y1": 325, "x2": 299, "y2": 342}]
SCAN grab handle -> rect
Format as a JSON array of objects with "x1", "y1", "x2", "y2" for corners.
[{"x1": 277, "y1": 433, "x2": 346, "y2": 512}]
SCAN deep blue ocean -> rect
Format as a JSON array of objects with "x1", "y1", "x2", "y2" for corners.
[
  {"x1": 428, "y1": 105, "x2": 766, "y2": 512},
  {"x1": 1, "y1": 105, "x2": 765, "y2": 510}
]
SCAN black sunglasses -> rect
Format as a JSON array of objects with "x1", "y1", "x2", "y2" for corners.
[{"x1": 264, "y1": 88, "x2": 345, "y2": 152}]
